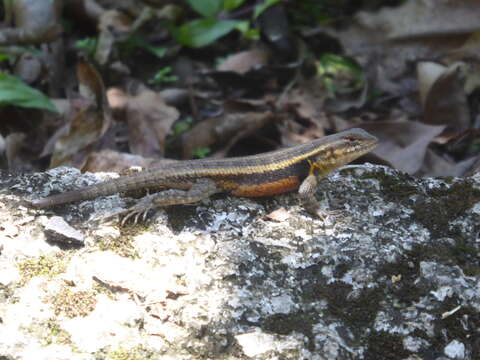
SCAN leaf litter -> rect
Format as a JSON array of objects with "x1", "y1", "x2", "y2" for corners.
[{"x1": 0, "y1": 0, "x2": 479, "y2": 177}]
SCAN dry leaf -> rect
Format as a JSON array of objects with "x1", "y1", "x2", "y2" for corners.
[
  {"x1": 420, "y1": 148, "x2": 478, "y2": 177},
  {"x1": 323, "y1": 0, "x2": 480, "y2": 96},
  {"x1": 126, "y1": 90, "x2": 179, "y2": 157},
  {"x1": 83, "y1": 149, "x2": 158, "y2": 173},
  {"x1": 49, "y1": 62, "x2": 112, "y2": 169},
  {"x1": 360, "y1": 121, "x2": 445, "y2": 174},
  {"x1": 417, "y1": 62, "x2": 469, "y2": 134},
  {"x1": 182, "y1": 111, "x2": 273, "y2": 159},
  {"x1": 217, "y1": 49, "x2": 270, "y2": 74},
  {"x1": 95, "y1": 9, "x2": 132, "y2": 65},
  {"x1": 49, "y1": 107, "x2": 106, "y2": 169},
  {"x1": 5, "y1": 132, "x2": 26, "y2": 170}
]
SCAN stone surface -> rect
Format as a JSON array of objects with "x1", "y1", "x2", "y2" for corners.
[
  {"x1": 0, "y1": 165, "x2": 479, "y2": 359},
  {"x1": 43, "y1": 216, "x2": 85, "y2": 246}
]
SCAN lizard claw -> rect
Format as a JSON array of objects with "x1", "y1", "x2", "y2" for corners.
[
  {"x1": 113, "y1": 194, "x2": 156, "y2": 226},
  {"x1": 119, "y1": 205, "x2": 153, "y2": 226},
  {"x1": 95, "y1": 198, "x2": 154, "y2": 226}
]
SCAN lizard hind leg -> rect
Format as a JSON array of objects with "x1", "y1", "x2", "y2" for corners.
[{"x1": 117, "y1": 178, "x2": 221, "y2": 225}]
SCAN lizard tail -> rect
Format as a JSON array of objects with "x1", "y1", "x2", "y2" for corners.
[{"x1": 31, "y1": 174, "x2": 144, "y2": 208}]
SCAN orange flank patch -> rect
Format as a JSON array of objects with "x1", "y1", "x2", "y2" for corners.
[{"x1": 229, "y1": 176, "x2": 301, "y2": 197}]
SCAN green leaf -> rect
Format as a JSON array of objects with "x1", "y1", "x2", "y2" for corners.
[
  {"x1": 173, "y1": 18, "x2": 240, "y2": 48},
  {"x1": 235, "y1": 20, "x2": 259, "y2": 40},
  {"x1": 317, "y1": 54, "x2": 364, "y2": 95},
  {"x1": 253, "y1": 0, "x2": 281, "y2": 19},
  {"x1": 223, "y1": 0, "x2": 246, "y2": 12},
  {"x1": 148, "y1": 66, "x2": 178, "y2": 85},
  {"x1": 145, "y1": 45, "x2": 167, "y2": 58},
  {"x1": 186, "y1": 0, "x2": 223, "y2": 17},
  {"x1": 193, "y1": 147, "x2": 211, "y2": 159},
  {"x1": 75, "y1": 37, "x2": 97, "y2": 56},
  {"x1": 0, "y1": 73, "x2": 57, "y2": 112},
  {"x1": 172, "y1": 116, "x2": 193, "y2": 137},
  {"x1": 0, "y1": 53, "x2": 13, "y2": 62},
  {"x1": 122, "y1": 34, "x2": 167, "y2": 58}
]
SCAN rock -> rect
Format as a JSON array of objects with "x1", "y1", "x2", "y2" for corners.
[
  {"x1": 43, "y1": 216, "x2": 85, "y2": 246},
  {"x1": 0, "y1": 166, "x2": 479, "y2": 359}
]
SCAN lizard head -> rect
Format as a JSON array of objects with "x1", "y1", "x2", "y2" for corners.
[{"x1": 310, "y1": 128, "x2": 378, "y2": 178}]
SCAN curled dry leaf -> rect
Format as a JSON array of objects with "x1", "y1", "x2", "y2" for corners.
[
  {"x1": 49, "y1": 62, "x2": 112, "y2": 169},
  {"x1": 125, "y1": 89, "x2": 179, "y2": 158},
  {"x1": 417, "y1": 62, "x2": 469, "y2": 135},
  {"x1": 360, "y1": 121, "x2": 445, "y2": 174},
  {"x1": 417, "y1": 62, "x2": 447, "y2": 107},
  {"x1": 446, "y1": 32, "x2": 480, "y2": 64},
  {"x1": 49, "y1": 107, "x2": 105, "y2": 169},
  {"x1": 420, "y1": 148, "x2": 478, "y2": 177},
  {"x1": 278, "y1": 78, "x2": 328, "y2": 130},
  {"x1": 77, "y1": 61, "x2": 108, "y2": 111}
]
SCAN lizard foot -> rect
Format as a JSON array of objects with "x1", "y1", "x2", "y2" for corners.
[
  {"x1": 119, "y1": 195, "x2": 157, "y2": 225},
  {"x1": 97, "y1": 195, "x2": 156, "y2": 225}
]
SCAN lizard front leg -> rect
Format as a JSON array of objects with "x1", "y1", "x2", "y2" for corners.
[
  {"x1": 117, "y1": 178, "x2": 221, "y2": 225},
  {"x1": 298, "y1": 173, "x2": 322, "y2": 217}
]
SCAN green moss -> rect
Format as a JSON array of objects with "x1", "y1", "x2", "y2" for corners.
[
  {"x1": 165, "y1": 205, "x2": 206, "y2": 232},
  {"x1": 407, "y1": 180, "x2": 480, "y2": 276},
  {"x1": 365, "y1": 331, "x2": 412, "y2": 360},
  {"x1": 379, "y1": 254, "x2": 426, "y2": 306},
  {"x1": 17, "y1": 253, "x2": 68, "y2": 284},
  {"x1": 39, "y1": 318, "x2": 72, "y2": 346},
  {"x1": 97, "y1": 230, "x2": 139, "y2": 258},
  {"x1": 50, "y1": 285, "x2": 97, "y2": 318},
  {"x1": 413, "y1": 180, "x2": 480, "y2": 238},
  {"x1": 106, "y1": 346, "x2": 156, "y2": 360},
  {"x1": 0, "y1": 284, "x2": 15, "y2": 303},
  {"x1": 435, "y1": 298, "x2": 480, "y2": 343},
  {"x1": 328, "y1": 282, "x2": 382, "y2": 328},
  {"x1": 262, "y1": 312, "x2": 317, "y2": 351},
  {"x1": 360, "y1": 170, "x2": 419, "y2": 202}
]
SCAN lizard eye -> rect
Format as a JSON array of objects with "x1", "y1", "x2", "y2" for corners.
[{"x1": 344, "y1": 135, "x2": 360, "y2": 142}]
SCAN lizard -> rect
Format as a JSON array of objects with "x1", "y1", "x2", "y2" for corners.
[{"x1": 31, "y1": 128, "x2": 378, "y2": 224}]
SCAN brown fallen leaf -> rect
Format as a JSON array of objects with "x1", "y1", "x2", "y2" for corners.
[
  {"x1": 49, "y1": 106, "x2": 108, "y2": 169},
  {"x1": 49, "y1": 62, "x2": 112, "y2": 169},
  {"x1": 217, "y1": 48, "x2": 270, "y2": 74},
  {"x1": 95, "y1": 9, "x2": 132, "y2": 65},
  {"x1": 83, "y1": 149, "x2": 157, "y2": 173},
  {"x1": 419, "y1": 148, "x2": 478, "y2": 177},
  {"x1": 125, "y1": 89, "x2": 179, "y2": 158},
  {"x1": 417, "y1": 62, "x2": 469, "y2": 135},
  {"x1": 181, "y1": 111, "x2": 273, "y2": 159},
  {"x1": 446, "y1": 32, "x2": 480, "y2": 64},
  {"x1": 359, "y1": 120, "x2": 446, "y2": 174},
  {"x1": 320, "y1": 0, "x2": 480, "y2": 97},
  {"x1": 5, "y1": 132, "x2": 27, "y2": 170}
]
